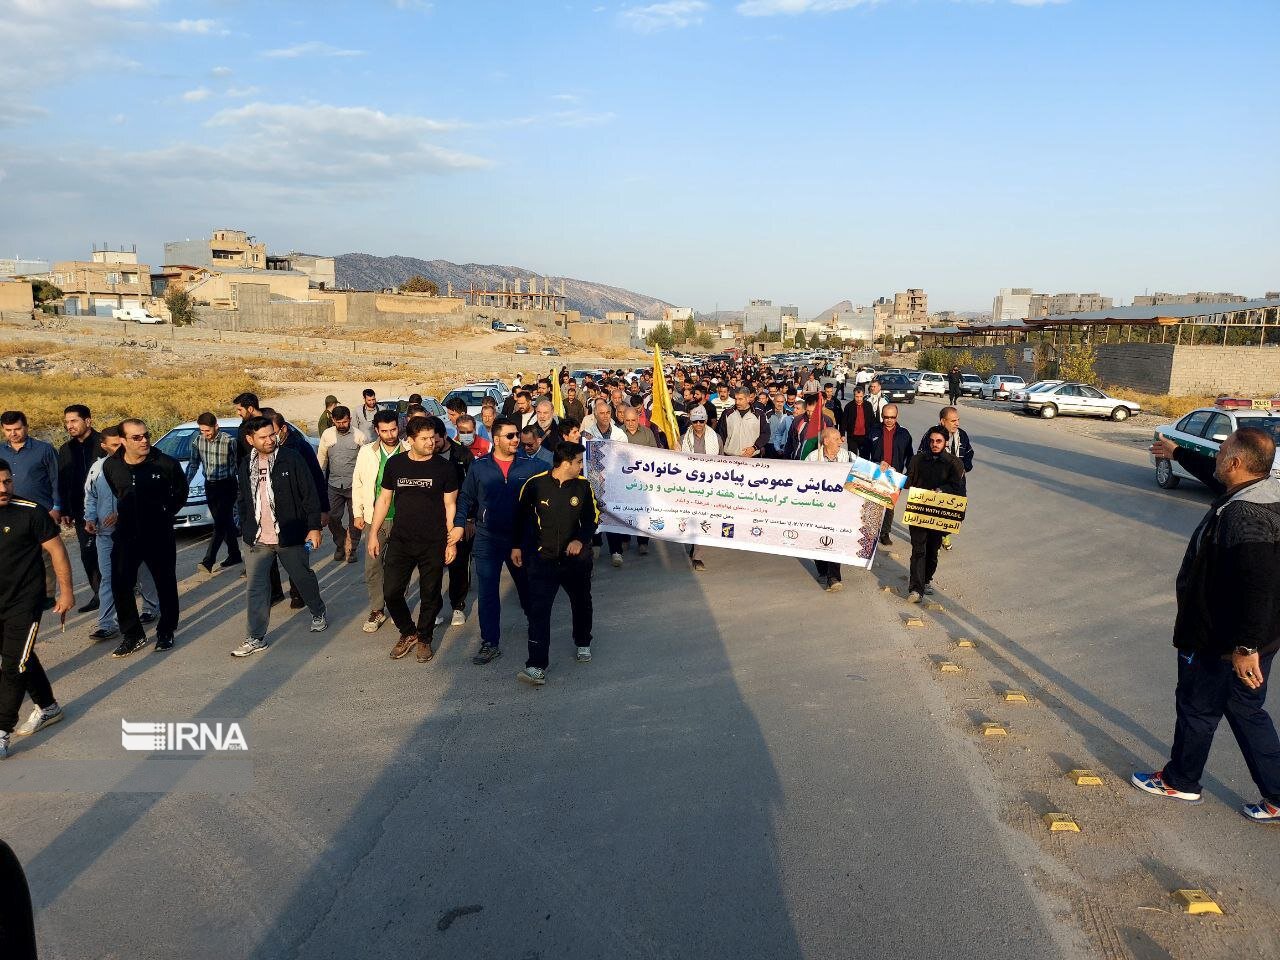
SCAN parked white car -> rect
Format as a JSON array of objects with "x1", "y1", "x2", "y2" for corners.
[
  {"x1": 1009, "y1": 380, "x2": 1062, "y2": 403},
  {"x1": 979, "y1": 375, "x2": 1026, "y2": 400},
  {"x1": 113, "y1": 306, "x2": 163, "y2": 324},
  {"x1": 1021, "y1": 382, "x2": 1141, "y2": 421},
  {"x1": 915, "y1": 371, "x2": 947, "y2": 396}
]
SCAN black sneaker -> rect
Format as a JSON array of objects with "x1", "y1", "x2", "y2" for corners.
[
  {"x1": 197, "y1": 560, "x2": 214, "y2": 577},
  {"x1": 332, "y1": 548, "x2": 346, "y2": 563},
  {"x1": 140, "y1": 611, "x2": 157, "y2": 625},
  {"x1": 88, "y1": 628, "x2": 119, "y2": 642},
  {"x1": 111, "y1": 636, "x2": 149, "y2": 658},
  {"x1": 471, "y1": 643, "x2": 502, "y2": 665},
  {"x1": 78, "y1": 596, "x2": 100, "y2": 613},
  {"x1": 220, "y1": 556, "x2": 243, "y2": 570},
  {"x1": 270, "y1": 593, "x2": 285, "y2": 606},
  {"x1": 154, "y1": 633, "x2": 175, "y2": 651}
]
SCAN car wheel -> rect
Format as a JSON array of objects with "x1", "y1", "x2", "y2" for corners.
[
  {"x1": 1039, "y1": 404, "x2": 1057, "y2": 419},
  {"x1": 1110, "y1": 406, "x2": 1130, "y2": 422},
  {"x1": 1155, "y1": 458, "x2": 1180, "y2": 489}
]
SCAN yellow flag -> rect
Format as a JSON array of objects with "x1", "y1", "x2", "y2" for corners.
[
  {"x1": 550, "y1": 368, "x2": 565, "y2": 419},
  {"x1": 650, "y1": 346, "x2": 681, "y2": 449}
]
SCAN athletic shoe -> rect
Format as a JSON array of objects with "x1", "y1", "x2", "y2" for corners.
[
  {"x1": 905, "y1": 591, "x2": 922, "y2": 604},
  {"x1": 518, "y1": 667, "x2": 547, "y2": 686},
  {"x1": 140, "y1": 611, "x2": 157, "y2": 625},
  {"x1": 88, "y1": 628, "x2": 118, "y2": 642},
  {"x1": 14, "y1": 703, "x2": 63, "y2": 737},
  {"x1": 415, "y1": 639, "x2": 434, "y2": 663},
  {"x1": 826, "y1": 579, "x2": 844, "y2": 593},
  {"x1": 362, "y1": 610, "x2": 387, "y2": 633},
  {"x1": 1130, "y1": 770, "x2": 1202, "y2": 803},
  {"x1": 611, "y1": 553, "x2": 623, "y2": 568},
  {"x1": 232, "y1": 637, "x2": 268, "y2": 658},
  {"x1": 472, "y1": 643, "x2": 502, "y2": 665},
  {"x1": 154, "y1": 633, "x2": 174, "y2": 651},
  {"x1": 450, "y1": 609, "x2": 466, "y2": 627},
  {"x1": 434, "y1": 613, "x2": 444, "y2": 626},
  {"x1": 638, "y1": 542, "x2": 648, "y2": 556},
  {"x1": 692, "y1": 559, "x2": 706, "y2": 572},
  {"x1": 310, "y1": 615, "x2": 328, "y2": 633},
  {"x1": 1241, "y1": 800, "x2": 1280, "y2": 823},
  {"x1": 923, "y1": 583, "x2": 935, "y2": 596},
  {"x1": 78, "y1": 597, "x2": 100, "y2": 613},
  {"x1": 576, "y1": 646, "x2": 591, "y2": 663},
  {"x1": 0, "y1": 733, "x2": 9, "y2": 759},
  {"x1": 220, "y1": 556, "x2": 243, "y2": 570},
  {"x1": 391, "y1": 634, "x2": 417, "y2": 659},
  {"x1": 289, "y1": 596, "x2": 306, "y2": 610},
  {"x1": 197, "y1": 561, "x2": 215, "y2": 578},
  {"x1": 332, "y1": 548, "x2": 346, "y2": 563},
  {"x1": 111, "y1": 635, "x2": 149, "y2": 658}
]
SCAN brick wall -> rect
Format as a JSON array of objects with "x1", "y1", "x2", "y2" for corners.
[
  {"x1": 1168, "y1": 346, "x2": 1280, "y2": 395},
  {"x1": 1095, "y1": 344, "x2": 1175, "y2": 393}
]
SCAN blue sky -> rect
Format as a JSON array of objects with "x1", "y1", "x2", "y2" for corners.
[{"x1": 0, "y1": 0, "x2": 1276, "y2": 314}]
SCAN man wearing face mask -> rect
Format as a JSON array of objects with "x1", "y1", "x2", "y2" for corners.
[{"x1": 455, "y1": 414, "x2": 490, "y2": 457}]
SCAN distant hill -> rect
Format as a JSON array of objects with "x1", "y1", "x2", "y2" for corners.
[
  {"x1": 335, "y1": 253, "x2": 671, "y2": 319},
  {"x1": 813, "y1": 300, "x2": 853, "y2": 319}
]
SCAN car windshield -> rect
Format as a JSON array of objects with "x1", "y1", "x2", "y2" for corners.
[
  {"x1": 879, "y1": 375, "x2": 908, "y2": 386},
  {"x1": 446, "y1": 390, "x2": 491, "y2": 405},
  {"x1": 1235, "y1": 417, "x2": 1280, "y2": 442},
  {"x1": 154, "y1": 426, "x2": 236, "y2": 461}
]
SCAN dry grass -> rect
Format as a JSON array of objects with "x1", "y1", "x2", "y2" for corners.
[{"x1": 1104, "y1": 387, "x2": 1216, "y2": 419}]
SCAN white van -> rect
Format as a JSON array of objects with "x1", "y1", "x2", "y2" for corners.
[{"x1": 112, "y1": 307, "x2": 163, "y2": 324}]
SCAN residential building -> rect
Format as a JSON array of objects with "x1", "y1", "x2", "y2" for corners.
[
  {"x1": 635, "y1": 315, "x2": 667, "y2": 342},
  {"x1": 0, "y1": 279, "x2": 35, "y2": 313},
  {"x1": 164, "y1": 229, "x2": 266, "y2": 271},
  {"x1": 893, "y1": 289, "x2": 927, "y2": 325},
  {"x1": 0, "y1": 257, "x2": 50, "y2": 279},
  {"x1": 267, "y1": 251, "x2": 336, "y2": 290},
  {"x1": 872, "y1": 296, "x2": 894, "y2": 340},
  {"x1": 1132, "y1": 291, "x2": 1249, "y2": 307},
  {"x1": 1026, "y1": 292, "x2": 1114, "y2": 321},
  {"x1": 662, "y1": 306, "x2": 694, "y2": 325},
  {"x1": 742, "y1": 299, "x2": 797, "y2": 334},
  {"x1": 605, "y1": 310, "x2": 636, "y2": 325},
  {"x1": 52, "y1": 245, "x2": 152, "y2": 316},
  {"x1": 992, "y1": 287, "x2": 1035, "y2": 322}
]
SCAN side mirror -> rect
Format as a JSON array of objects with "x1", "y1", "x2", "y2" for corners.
[{"x1": 1212, "y1": 433, "x2": 1229, "y2": 443}]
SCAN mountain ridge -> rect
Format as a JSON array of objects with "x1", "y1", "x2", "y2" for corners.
[{"x1": 335, "y1": 253, "x2": 672, "y2": 319}]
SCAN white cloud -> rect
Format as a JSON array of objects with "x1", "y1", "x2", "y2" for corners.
[
  {"x1": 261, "y1": 40, "x2": 366, "y2": 59},
  {"x1": 225, "y1": 86, "x2": 260, "y2": 98},
  {"x1": 211, "y1": 65, "x2": 233, "y2": 77},
  {"x1": 620, "y1": 1, "x2": 708, "y2": 32},
  {"x1": 736, "y1": 0, "x2": 878, "y2": 15},
  {"x1": 165, "y1": 18, "x2": 225, "y2": 34},
  {"x1": 182, "y1": 87, "x2": 212, "y2": 102},
  {"x1": 0, "y1": 101, "x2": 47, "y2": 127}
]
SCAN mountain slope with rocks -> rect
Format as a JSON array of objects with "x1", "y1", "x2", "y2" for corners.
[{"x1": 335, "y1": 253, "x2": 671, "y2": 319}]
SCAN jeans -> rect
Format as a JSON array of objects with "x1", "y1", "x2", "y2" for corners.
[
  {"x1": 441, "y1": 534, "x2": 472, "y2": 612},
  {"x1": 73, "y1": 517, "x2": 100, "y2": 598},
  {"x1": 112, "y1": 529, "x2": 179, "y2": 642},
  {"x1": 203, "y1": 477, "x2": 241, "y2": 565},
  {"x1": 472, "y1": 534, "x2": 529, "y2": 648},
  {"x1": 1163, "y1": 651, "x2": 1280, "y2": 802},
  {"x1": 525, "y1": 552, "x2": 593, "y2": 670},
  {"x1": 0, "y1": 604, "x2": 55, "y2": 734},
  {"x1": 246, "y1": 543, "x2": 325, "y2": 640},
  {"x1": 95, "y1": 533, "x2": 157, "y2": 632},
  {"x1": 908, "y1": 525, "x2": 944, "y2": 593},
  {"x1": 363, "y1": 520, "x2": 392, "y2": 611},
  {"x1": 382, "y1": 537, "x2": 445, "y2": 638},
  {"x1": 327, "y1": 485, "x2": 360, "y2": 556},
  {"x1": 815, "y1": 559, "x2": 841, "y2": 583}
]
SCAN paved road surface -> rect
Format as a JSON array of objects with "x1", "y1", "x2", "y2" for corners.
[{"x1": 2, "y1": 398, "x2": 1276, "y2": 959}]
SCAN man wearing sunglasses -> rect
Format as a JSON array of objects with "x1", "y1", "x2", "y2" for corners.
[
  {"x1": 861, "y1": 403, "x2": 913, "y2": 546},
  {"x1": 101, "y1": 418, "x2": 189, "y2": 656},
  {"x1": 453, "y1": 416, "x2": 541, "y2": 665}
]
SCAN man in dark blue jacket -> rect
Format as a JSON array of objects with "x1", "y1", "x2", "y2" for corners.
[
  {"x1": 452, "y1": 416, "x2": 542, "y2": 665},
  {"x1": 862, "y1": 403, "x2": 913, "y2": 546},
  {"x1": 266, "y1": 411, "x2": 328, "y2": 608}
]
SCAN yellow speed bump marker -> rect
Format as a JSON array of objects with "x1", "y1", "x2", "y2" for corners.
[
  {"x1": 1003, "y1": 690, "x2": 1029, "y2": 703},
  {"x1": 1173, "y1": 890, "x2": 1223, "y2": 915},
  {"x1": 954, "y1": 638, "x2": 977, "y2": 649},
  {"x1": 980, "y1": 722, "x2": 1008, "y2": 737},
  {"x1": 904, "y1": 616, "x2": 925, "y2": 628},
  {"x1": 1067, "y1": 769, "x2": 1103, "y2": 786},
  {"x1": 880, "y1": 585, "x2": 894, "y2": 593},
  {"x1": 937, "y1": 660, "x2": 963, "y2": 673},
  {"x1": 924, "y1": 602, "x2": 945, "y2": 611},
  {"x1": 1042, "y1": 813, "x2": 1080, "y2": 833}
]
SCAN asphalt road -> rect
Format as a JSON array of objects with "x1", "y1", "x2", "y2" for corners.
[{"x1": 2, "y1": 397, "x2": 1277, "y2": 960}]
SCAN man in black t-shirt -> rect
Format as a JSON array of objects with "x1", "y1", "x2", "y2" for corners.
[
  {"x1": 367, "y1": 417, "x2": 458, "y2": 663},
  {"x1": 0, "y1": 458, "x2": 75, "y2": 759}
]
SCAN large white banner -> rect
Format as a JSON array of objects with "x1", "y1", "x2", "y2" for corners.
[{"x1": 584, "y1": 441, "x2": 904, "y2": 569}]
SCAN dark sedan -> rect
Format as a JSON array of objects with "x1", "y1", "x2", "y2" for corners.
[{"x1": 874, "y1": 373, "x2": 917, "y2": 404}]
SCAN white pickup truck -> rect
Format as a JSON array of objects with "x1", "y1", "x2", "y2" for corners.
[{"x1": 112, "y1": 307, "x2": 163, "y2": 324}]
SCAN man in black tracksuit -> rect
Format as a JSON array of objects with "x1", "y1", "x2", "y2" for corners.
[
  {"x1": 904, "y1": 426, "x2": 966, "y2": 603},
  {"x1": 57, "y1": 405, "x2": 104, "y2": 612},
  {"x1": 511, "y1": 441, "x2": 599, "y2": 685},
  {"x1": 102, "y1": 419, "x2": 188, "y2": 656},
  {"x1": 1132, "y1": 430, "x2": 1280, "y2": 820}
]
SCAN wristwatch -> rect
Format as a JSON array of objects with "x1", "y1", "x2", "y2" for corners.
[{"x1": 1234, "y1": 645, "x2": 1258, "y2": 655}]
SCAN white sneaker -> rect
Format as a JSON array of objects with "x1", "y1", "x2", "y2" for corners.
[
  {"x1": 611, "y1": 553, "x2": 623, "y2": 568},
  {"x1": 906, "y1": 591, "x2": 922, "y2": 604},
  {"x1": 435, "y1": 613, "x2": 444, "y2": 626},
  {"x1": 518, "y1": 666, "x2": 547, "y2": 686},
  {"x1": 362, "y1": 610, "x2": 387, "y2": 633},
  {"x1": 576, "y1": 646, "x2": 592, "y2": 663},
  {"x1": 450, "y1": 609, "x2": 466, "y2": 627},
  {"x1": 0, "y1": 733, "x2": 8, "y2": 759},
  {"x1": 232, "y1": 637, "x2": 268, "y2": 658},
  {"x1": 310, "y1": 615, "x2": 328, "y2": 633},
  {"x1": 14, "y1": 703, "x2": 63, "y2": 737}
]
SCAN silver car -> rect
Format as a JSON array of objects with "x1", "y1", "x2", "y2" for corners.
[{"x1": 1022, "y1": 382, "x2": 1141, "y2": 421}]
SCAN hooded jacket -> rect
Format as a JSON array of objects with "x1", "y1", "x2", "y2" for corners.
[
  {"x1": 236, "y1": 446, "x2": 322, "y2": 548},
  {"x1": 1170, "y1": 446, "x2": 1280, "y2": 656}
]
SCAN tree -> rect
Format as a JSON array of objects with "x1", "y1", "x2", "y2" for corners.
[
  {"x1": 1059, "y1": 343, "x2": 1099, "y2": 384},
  {"x1": 164, "y1": 285, "x2": 197, "y2": 327},
  {"x1": 1004, "y1": 348, "x2": 1020, "y2": 374},
  {"x1": 972, "y1": 354, "x2": 996, "y2": 379},
  {"x1": 682, "y1": 316, "x2": 697, "y2": 342},
  {"x1": 794, "y1": 329, "x2": 807, "y2": 348},
  {"x1": 695, "y1": 331, "x2": 716, "y2": 350},
  {"x1": 646, "y1": 322, "x2": 675, "y2": 351},
  {"x1": 31, "y1": 279, "x2": 62, "y2": 304},
  {"x1": 399, "y1": 275, "x2": 439, "y2": 295}
]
